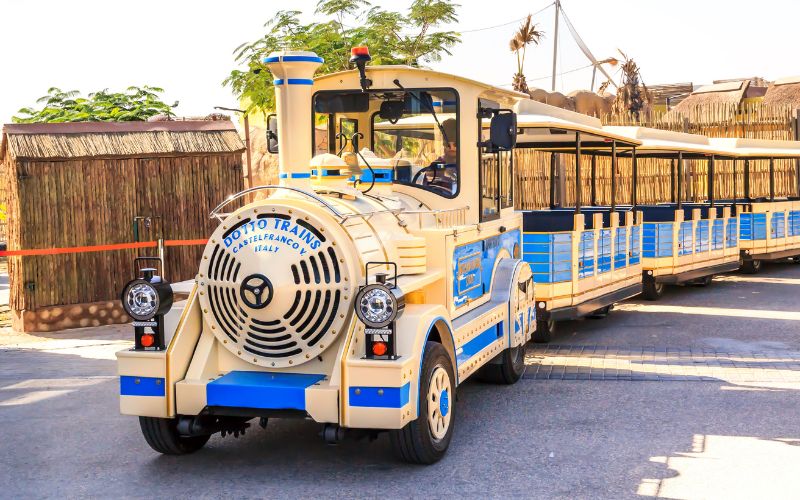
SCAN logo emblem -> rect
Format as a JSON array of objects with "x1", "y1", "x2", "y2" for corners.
[{"x1": 239, "y1": 274, "x2": 273, "y2": 309}]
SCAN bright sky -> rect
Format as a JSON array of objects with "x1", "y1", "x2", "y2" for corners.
[{"x1": 1, "y1": 0, "x2": 798, "y2": 123}]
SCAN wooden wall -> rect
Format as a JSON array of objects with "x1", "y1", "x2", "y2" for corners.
[{"x1": 5, "y1": 153, "x2": 243, "y2": 312}]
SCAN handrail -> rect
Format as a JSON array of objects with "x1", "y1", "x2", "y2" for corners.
[
  {"x1": 210, "y1": 185, "x2": 404, "y2": 223},
  {"x1": 209, "y1": 185, "x2": 347, "y2": 222}
]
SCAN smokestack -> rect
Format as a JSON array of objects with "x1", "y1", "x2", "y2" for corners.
[{"x1": 264, "y1": 51, "x2": 323, "y2": 188}]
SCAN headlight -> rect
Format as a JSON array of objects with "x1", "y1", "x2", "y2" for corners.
[
  {"x1": 121, "y1": 274, "x2": 173, "y2": 321},
  {"x1": 355, "y1": 284, "x2": 400, "y2": 328}
]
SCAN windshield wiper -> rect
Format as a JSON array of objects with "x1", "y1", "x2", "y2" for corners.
[{"x1": 392, "y1": 79, "x2": 450, "y2": 144}]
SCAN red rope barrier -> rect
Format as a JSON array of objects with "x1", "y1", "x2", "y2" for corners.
[{"x1": 0, "y1": 239, "x2": 208, "y2": 257}]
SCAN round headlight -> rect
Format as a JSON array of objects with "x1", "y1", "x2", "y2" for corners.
[
  {"x1": 355, "y1": 284, "x2": 400, "y2": 328},
  {"x1": 121, "y1": 278, "x2": 173, "y2": 321}
]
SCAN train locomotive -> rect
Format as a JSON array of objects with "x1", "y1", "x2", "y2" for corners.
[{"x1": 117, "y1": 48, "x2": 537, "y2": 464}]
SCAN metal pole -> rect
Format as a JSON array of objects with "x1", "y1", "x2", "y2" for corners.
[
  {"x1": 769, "y1": 157, "x2": 775, "y2": 201},
  {"x1": 549, "y1": 153, "x2": 557, "y2": 208},
  {"x1": 708, "y1": 155, "x2": 715, "y2": 207},
  {"x1": 610, "y1": 141, "x2": 617, "y2": 212},
  {"x1": 744, "y1": 158, "x2": 751, "y2": 200},
  {"x1": 733, "y1": 158, "x2": 738, "y2": 215},
  {"x1": 590, "y1": 154, "x2": 597, "y2": 206},
  {"x1": 677, "y1": 151, "x2": 683, "y2": 209},
  {"x1": 551, "y1": 0, "x2": 560, "y2": 92},
  {"x1": 670, "y1": 158, "x2": 676, "y2": 203},
  {"x1": 575, "y1": 132, "x2": 582, "y2": 214},
  {"x1": 631, "y1": 147, "x2": 638, "y2": 207}
]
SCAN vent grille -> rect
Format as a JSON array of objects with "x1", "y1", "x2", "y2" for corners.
[{"x1": 198, "y1": 209, "x2": 350, "y2": 368}]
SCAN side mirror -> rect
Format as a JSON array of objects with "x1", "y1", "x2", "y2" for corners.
[
  {"x1": 488, "y1": 111, "x2": 517, "y2": 151},
  {"x1": 379, "y1": 100, "x2": 405, "y2": 124},
  {"x1": 267, "y1": 114, "x2": 278, "y2": 154}
]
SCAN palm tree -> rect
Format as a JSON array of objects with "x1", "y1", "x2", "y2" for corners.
[
  {"x1": 509, "y1": 15, "x2": 543, "y2": 94},
  {"x1": 609, "y1": 50, "x2": 651, "y2": 119}
]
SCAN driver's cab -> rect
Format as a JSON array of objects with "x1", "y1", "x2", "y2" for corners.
[{"x1": 310, "y1": 64, "x2": 524, "y2": 228}]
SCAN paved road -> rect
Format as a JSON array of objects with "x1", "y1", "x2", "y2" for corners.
[{"x1": 2, "y1": 263, "x2": 800, "y2": 498}]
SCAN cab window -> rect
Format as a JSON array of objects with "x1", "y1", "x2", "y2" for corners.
[
  {"x1": 478, "y1": 98, "x2": 513, "y2": 221},
  {"x1": 312, "y1": 88, "x2": 459, "y2": 198}
]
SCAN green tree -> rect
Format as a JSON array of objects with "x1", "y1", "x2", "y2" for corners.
[
  {"x1": 224, "y1": 0, "x2": 460, "y2": 115},
  {"x1": 12, "y1": 86, "x2": 178, "y2": 123}
]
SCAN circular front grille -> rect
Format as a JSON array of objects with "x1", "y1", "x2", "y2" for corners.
[{"x1": 198, "y1": 206, "x2": 351, "y2": 367}]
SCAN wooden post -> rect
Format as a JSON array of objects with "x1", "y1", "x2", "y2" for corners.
[
  {"x1": 670, "y1": 158, "x2": 676, "y2": 203},
  {"x1": 733, "y1": 158, "x2": 738, "y2": 215}
]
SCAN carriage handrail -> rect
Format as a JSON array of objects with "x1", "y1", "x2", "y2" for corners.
[{"x1": 210, "y1": 185, "x2": 348, "y2": 221}]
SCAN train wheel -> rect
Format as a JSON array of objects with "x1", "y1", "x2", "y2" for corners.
[
  {"x1": 532, "y1": 319, "x2": 555, "y2": 343},
  {"x1": 390, "y1": 342, "x2": 455, "y2": 464},
  {"x1": 642, "y1": 281, "x2": 664, "y2": 301},
  {"x1": 691, "y1": 275, "x2": 713, "y2": 287},
  {"x1": 477, "y1": 344, "x2": 527, "y2": 385},
  {"x1": 741, "y1": 259, "x2": 762, "y2": 274},
  {"x1": 139, "y1": 417, "x2": 210, "y2": 455},
  {"x1": 587, "y1": 304, "x2": 613, "y2": 319}
]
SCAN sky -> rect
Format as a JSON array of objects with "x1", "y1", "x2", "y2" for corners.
[{"x1": 1, "y1": 0, "x2": 798, "y2": 123}]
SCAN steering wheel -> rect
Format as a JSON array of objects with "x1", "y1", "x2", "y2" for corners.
[{"x1": 412, "y1": 164, "x2": 439, "y2": 186}]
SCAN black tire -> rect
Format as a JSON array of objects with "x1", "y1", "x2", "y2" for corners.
[
  {"x1": 477, "y1": 344, "x2": 526, "y2": 384},
  {"x1": 139, "y1": 417, "x2": 210, "y2": 455},
  {"x1": 533, "y1": 319, "x2": 555, "y2": 343},
  {"x1": 587, "y1": 304, "x2": 613, "y2": 319},
  {"x1": 691, "y1": 275, "x2": 713, "y2": 287},
  {"x1": 741, "y1": 259, "x2": 762, "y2": 274},
  {"x1": 642, "y1": 280, "x2": 664, "y2": 301},
  {"x1": 390, "y1": 342, "x2": 455, "y2": 464}
]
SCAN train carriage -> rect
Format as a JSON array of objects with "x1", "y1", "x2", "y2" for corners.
[
  {"x1": 708, "y1": 138, "x2": 800, "y2": 273},
  {"x1": 603, "y1": 126, "x2": 742, "y2": 300}
]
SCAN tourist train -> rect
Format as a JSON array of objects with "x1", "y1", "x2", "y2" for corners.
[{"x1": 116, "y1": 47, "x2": 800, "y2": 463}]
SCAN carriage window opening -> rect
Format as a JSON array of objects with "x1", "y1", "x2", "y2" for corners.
[
  {"x1": 313, "y1": 88, "x2": 459, "y2": 198},
  {"x1": 478, "y1": 98, "x2": 513, "y2": 220}
]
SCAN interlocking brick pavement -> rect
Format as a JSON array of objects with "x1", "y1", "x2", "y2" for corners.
[{"x1": 524, "y1": 345, "x2": 800, "y2": 382}]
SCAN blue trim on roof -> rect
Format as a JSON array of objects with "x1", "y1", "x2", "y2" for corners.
[
  {"x1": 273, "y1": 78, "x2": 314, "y2": 85},
  {"x1": 349, "y1": 383, "x2": 410, "y2": 408},
  {"x1": 120, "y1": 376, "x2": 165, "y2": 397},
  {"x1": 206, "y1": 371, "x2": 324, "y2": 410},
  {"x1": 264, "y1": 55, "x2": 324, "y2": 64}
]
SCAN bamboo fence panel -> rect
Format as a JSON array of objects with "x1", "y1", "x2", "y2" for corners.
[{"x1": 5, "y1": 153, "x2": 243, "y2": 312}]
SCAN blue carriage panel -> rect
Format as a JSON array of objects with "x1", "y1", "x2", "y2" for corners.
[
  {"x1": 752, "y1": 213, "x2": 767, "y2": 240},
  {"x1": 790, "y1": 210, "x2": 800, "y2": 237},
  {"x1": 523, "y1": 232, "x2": 573, "y2": 284},
  {"x1": 578, "y1": 231, "x2": 595, "y2": 279},
  {"x1": 629, "y1": 225, "x2": 641, "y2": 265},
  {"x1": 642, "y1": 224, "x2": 657, "y2": 258},
  {"x1": 771, "y1": 212, "x2": 786, "y2": 239},
  {"x1": 739, "y1": 213, "x2": 752, "y2": 241},
  {"x1": 678, "y1": 221, "x2": 693, "y2": 256},
  {"x1": 614, "y1": 227, "x2": 627, "y2": 268},
  {"x1": 597, "y1": 229, "x2": 612, "y2": 273},
  {"x1": 712, "y1": 219, "x2": 725, "y2": 250},
  {"x1": 726, "y1": 218, "x2": 738, "y2": 248},
  {"x1": 695, "y1": 220, "x2": 709, "y2": 253}
]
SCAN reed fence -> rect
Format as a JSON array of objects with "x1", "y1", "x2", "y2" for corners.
[{"x1": 513, "y1": 102, "x2": 800, "y2": 210}]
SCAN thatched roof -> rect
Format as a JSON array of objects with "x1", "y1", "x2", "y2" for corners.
[
  {"x1": 762, "y1": 76, "x2": 800, "y2": 107},
  {"x1": 673, "y1": 80, "x2": 749, "y2": 111},
  {"x1": 1, "y1": 121, "x2": 245, "y2": 161}
]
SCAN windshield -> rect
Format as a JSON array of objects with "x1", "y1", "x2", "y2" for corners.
[{"x1": 312, "y1": 88, "x2": 459, "y2": 198}]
